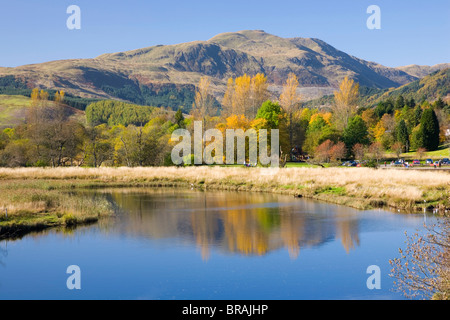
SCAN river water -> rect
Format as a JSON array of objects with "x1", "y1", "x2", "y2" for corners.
[{"x1": 0, "y1": 189, "x2": 436, "y2": 300}]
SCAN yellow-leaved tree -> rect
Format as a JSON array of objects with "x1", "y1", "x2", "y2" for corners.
[
  {"x1": 250, "y1": 73, "x2": 269, "y2": 118},
  {"x1": 221, "y1": 73, "x2": 269, "y2": 119},
  {"x1": 333, "y1": 76, "x2": 359, "y2": 131},
  {"x1": 279, "y1": 73, "x2": 302, "y2": 155}
]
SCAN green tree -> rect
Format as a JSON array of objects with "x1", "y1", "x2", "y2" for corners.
[
  {"x1": 256, "y1": 100, "x2": 282, "y2": 129},
  {"x1": 418, "y1": 109, "x2": 440, "y2": 151},
  {"x1": 175, "y1": 109, "x2": 186, "y2": 129},
  {"x1": 342, "y1": 116, "x2": 370, "y2": 152},
  {"x1": 395, "y1": 95, "x2": 405, "y2": 109},
  {"x1": 433, "y1": 97, "x2": 445, "y2": 109},
  {"x1": 413, "y1": 105, "x2": 423, "y2": 127},
  {"x1": 396, "y1": 120, "x2": 410, "y2": 153}
]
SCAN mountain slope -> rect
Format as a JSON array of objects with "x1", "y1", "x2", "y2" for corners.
[
  {"x1": 0, "y1": 30, "x2": 425, "y2": 106},
  {"x1": 362, "y1": 68, "x2": 450, "y2": 106},
  {"x1": 396, "y1": 63, "x2": 450, "y2": 78}
]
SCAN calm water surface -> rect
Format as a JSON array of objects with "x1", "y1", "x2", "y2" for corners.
[{"x1": 0, "y1": 189, "x2": 436, "y2": 300}]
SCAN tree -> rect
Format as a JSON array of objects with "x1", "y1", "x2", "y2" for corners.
[
  {"x1": 329, "y1": 141, "x2": 347, "y2": 162},
  {"x1": 390, "y1": 219, "x2": 450, "y2": 300},
  {"x1": 255, "y1": 100, "x2": 282, "y2": 129},
  {"x1": 314, "y1": 140, "x2": 334, "y2": 163},
  {"x1": 250, "y1": 73, "x2": 269, "y2": 118},
  {"x1": 192, "y1": 76, "x2": 214, "y2": 119},
  {"x1": 54, "y1": 90, "x2": 65, "y2": 103},
  {"x1": 395, "y1": 95, "x2": 405, "y2": 109},
  {"x1": 352, "y1": 143, "x2": 366, "y2": 161},
  {"x1": 221, "y1": 74, "x2": 269, "y2": 119},
  {"x1": 433, "y1": 97, "x2": 446, "y2": 109},
  {"x1": 369, "y1": 142, "x2": 384, "y2": 164},
  {"x1": 233, "y1": 74, "x2": 252, "y2": 116},
  {"x1": 418, "y1": 108, "x2": 440, "y2": 151},
  {"x1": 392, "y1": 141, "x2": 403, "y2": 159},
  {"x1": 333, "y1": 77, "x2": 359, "y2": 131},
  {"x1": 361, "y1": 108, "x2": 378, "y2": 129},
  {"x1": 416, "y1": 147, "x2": 427, "y2": 161},
  {"x1": 413, "y1": 105, "x2": 423, "y2": 127},
  {"x1": 303, "y1": 115, "x2": 337, "y2": 156},
  {"x1": 82, "y1": 125, "x2": 113, "y2": 167},
  {"x1": 221, "y1": 78, "x2": 235, "y2": 118},
  {"x1": 279, "y1": 73, "x2": 301, "y2": 153},
  {"x1": 343, "y1": 115, "x2": 369, "y2": 151},
  {"x1": 396, "y1": 120, "x2": 410, "y2": 153},
  {"x1": 175, "y1": 109, "x2": 186, "y2": 129}
]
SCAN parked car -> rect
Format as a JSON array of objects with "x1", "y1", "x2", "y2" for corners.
[
  {"x1": 347, "y1": 161, "x2": 357, "y2": 167},
  {"x1": 426, "y1": 159, "x2": 433, "y2": 164},
  {"x1": 412, "y1": 159, "x2": 421, "y2": 165},
  {"x1": 441, "y1": 158, "x2": 449, "y2": 165}
]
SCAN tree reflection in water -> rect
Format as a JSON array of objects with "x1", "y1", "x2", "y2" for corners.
[{"x1": 106, "y1": 189, "x2": 361, "y2": 261}]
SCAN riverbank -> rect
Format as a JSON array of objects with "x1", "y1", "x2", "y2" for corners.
[
  {"x1": 0, "y1": 179, "x2": 114, "y2": 239},
  {"x1": 0, "y1": 166, "x2": 449, "y2": 239}
]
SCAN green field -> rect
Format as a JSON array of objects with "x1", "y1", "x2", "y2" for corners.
[
  {"x1": 385, "y1": 143, "x2": 450, "y2": 161},
  {"x1": 0, "y1": 94, "x2": 32, "y2": 128},
  {"x1": 0, "y1": 94, "x2": 85, "y2": 129}
]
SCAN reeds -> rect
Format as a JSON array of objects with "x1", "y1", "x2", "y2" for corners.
[{"x1": 0, "y1": 166, "x2": 448, "y2": 211}]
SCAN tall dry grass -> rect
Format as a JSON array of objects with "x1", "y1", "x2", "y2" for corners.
[{"x1": 0, "y1": 167, "x2": 448, "y2": 210}]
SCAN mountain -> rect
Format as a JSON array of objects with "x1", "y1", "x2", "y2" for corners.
[
  {"x1": 396, "y1": 63, "x2": 450, "y2": 78},
  {"x1": 0, "y1": 30, "x2": 424, "y2": 107},
  {"x1": 362, "y1": 68, "x2": 450, "y2": 106}
]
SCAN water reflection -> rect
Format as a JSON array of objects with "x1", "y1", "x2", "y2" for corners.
[{"x1": 105, "y1": 189, "x2": 363, "y2": 260}]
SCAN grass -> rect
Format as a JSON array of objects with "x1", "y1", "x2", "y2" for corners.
[
  {"x1": 0, "y1": 165, "x2": 448, "y2": 239},
  {"x1": 0, "y1": 166, "x2": 448, "y2": 212},
  {"x1": 0, "y1": 179, "x2": 114, "y2": 239},
  {"x1": 0, "y1": 94, "x2": 32, "y2": 128},
  {"x1": 385, "y1": 144, "x2": 450, "y2": 160},
  {"x1": 0, "y1": 94, "x2": 85, "y2": 129}
]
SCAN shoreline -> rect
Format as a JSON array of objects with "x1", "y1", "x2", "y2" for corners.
[{"x1": 0, "y1": 166, "x2": 449, "y2": 239}]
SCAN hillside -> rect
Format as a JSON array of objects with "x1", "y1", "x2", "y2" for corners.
[
  {"x1": 396, "y1": 63, "x2": 450, "y2": 78},
  {"x1": 362, "y1": 68, "x2": 450, "y2": 106},
  {"x1": 0, "y1": 94, "x2": 84, "y2": 129},
  {"x1": 0, "y1": 30, "x2": 420, "y2": 108},
  {"x1": 302, "y1": 68, "x2": 450, "y2": 109}
]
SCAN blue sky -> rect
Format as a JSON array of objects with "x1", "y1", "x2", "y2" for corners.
[{"x1": 0, "y1": 0, "x2": 449, "y2": 68}]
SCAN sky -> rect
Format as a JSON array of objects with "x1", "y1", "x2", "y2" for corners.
[{"x1": 0, "y1": 0, "x2": 449, "y2": 68}]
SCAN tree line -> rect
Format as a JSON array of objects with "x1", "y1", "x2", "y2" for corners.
[{"x1": 0, "y1": 75, "x2": 449, "y2": 167}]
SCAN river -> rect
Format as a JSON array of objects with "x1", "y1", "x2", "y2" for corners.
[{"x1": 0, "y1": 188, "x2": 436, "y2": 300}]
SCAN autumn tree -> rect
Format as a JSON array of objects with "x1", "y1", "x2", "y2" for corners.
[
  {"x1": 390, "y1": 219, "x2": 450, "y2": 300},
  {"x1": 329, "y1": 141, "x2": 347, "y2": 162},
  {"x1": 221, "y1": 78, "x2": 235, "y2": 118},
  {"x1": 392, "y1": 141, "x2": 403, "y2": 160},
  {"x1": 368, "y1": 142, "x2": 384, "y2": 164},
  {"x1": 192, "y1": 76, "x2": 215, "y2": 120},
  {"x1": 279, "y1": 73, "x2": 302, "y2": 157},
  {"x1": 352, "y1": 143, "x2": 366, "y2": 161},
  {"x1": 315, "y1": 139, "x2": 334, "y2": 163},
  {"x1": 250, "y1": 73, "x2": 269, "y2": 118},
  {"x1": 233, "y1": 74, "x2": 252, "y2": 116},
  {"x1": 54, "y1": 90, "x2": 65, "y2": 103},
  {"x1": 303, "y1": 114, "x2": 336, "y2": 156},
  {"x1": 333, "y1": 76, "x2": 360, "y2": 131},
  {"x1": 221, "y1": 73, "x2": 269, "y2": 119}
]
